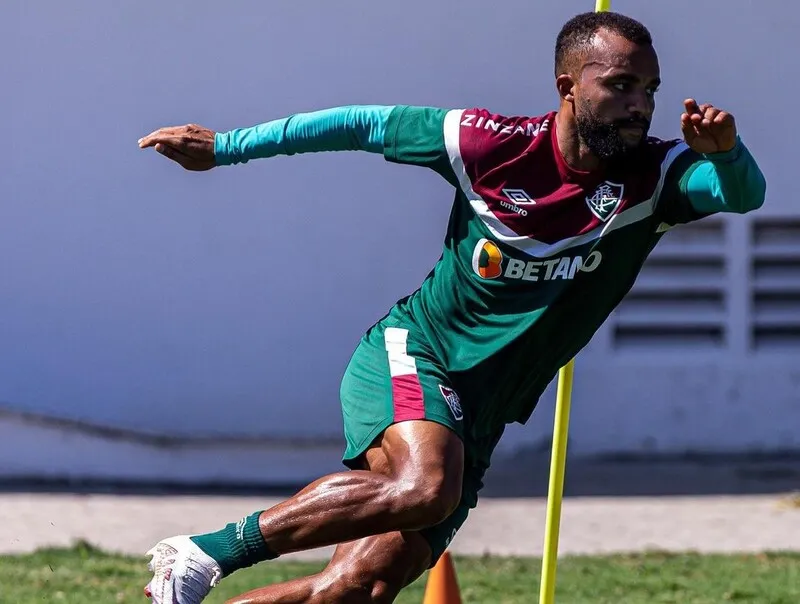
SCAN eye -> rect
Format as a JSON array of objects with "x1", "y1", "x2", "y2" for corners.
[
  {"x1": 646, "y1": 86, "x2": 659, "y2": 96},
  {"x1": 612, "y1": 82, "x2": 628, "y2": 92}
]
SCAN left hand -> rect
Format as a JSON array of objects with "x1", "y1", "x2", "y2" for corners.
[{"x1": 680, "y1": 99, "x2": 737, "y2": 154}]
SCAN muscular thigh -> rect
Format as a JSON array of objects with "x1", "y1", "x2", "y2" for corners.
[
  {"x1": 306, "y1": 435, "x2": 443, "y2": 602},
  {"x1": 361, "y1": 421, "x2": 499, "y2": 569},
  {"x1": 362, "y1": 421, "x2": 463, "y2": 493}
]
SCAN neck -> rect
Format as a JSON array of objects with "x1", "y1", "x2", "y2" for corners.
[{"x1": 555, "y1": 109, "x2": 602, "y2": 172}]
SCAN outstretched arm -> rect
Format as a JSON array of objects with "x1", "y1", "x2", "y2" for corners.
[
  {"x1": 138, "y1": 104, "x2": 519, "y2": 189},
  {"x1": 215, "y1": 105, "x2": 394, "y2": 165},
  {"x1": 138, "y1": 105, "x2": 396, "y2": 171}
]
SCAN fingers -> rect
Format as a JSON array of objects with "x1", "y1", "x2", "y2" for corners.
[
  {"x1": 683, "y1": 100, "x2": 705, "y2": 130},
  {"x1": 681, "y1": 99, "x2": 737, "y2": 154},
  {"x1": 713, "y1": 110, "x2": 734, "y2": 129},
  {"x1": 138, "y1": 128, "x2": 183, "y2": 149},
  {"x1": 157, "y1": 142, "x2": 216, "y2": 171},
  {"x1": 680, "y1": 112, "x2": 693, "y2": 135},
  {"x1": 138, "y1": 124, "x2": 202, "y2": 149},
  {"x1": 681, "y1": 99, "x2": 701, "y2": 136},
  {"x1": 683, "y1": 100, "x2": 731, "y2": 122},
  {"x1": 690, "y1": 104, "x2": 710, "y2": 128},
  {"x1": 682, "y1": 100, "x2": 735, "y2": 130},
  {"x1": 153, "y1": 142, "x2": 192, "y2": 165},
  {"x1": 702, "y1": 107, "x2": 720, "y2": 127}
]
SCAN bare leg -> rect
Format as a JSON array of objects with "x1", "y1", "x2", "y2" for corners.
[
  {"x1": 225, "y1": 531, "x2": 431, "y2": 604},
  {"x1": 148, "y1": 419, "x2": 462, "y2": 603},
  {"x1": 223, "y1": 425, "x2": 445, "y2": 603},
  {"x1": 256, "y1": 420, "x2": 463, "y2": 555}
]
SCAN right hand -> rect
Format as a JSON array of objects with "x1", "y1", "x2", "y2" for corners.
[{"x1": 138, "y1": 124, "x2": 217, "y2": 171}]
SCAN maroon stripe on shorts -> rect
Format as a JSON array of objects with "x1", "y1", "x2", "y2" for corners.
[{"x1": 391, "y1": 374, "x2": 426, "y2": 422}]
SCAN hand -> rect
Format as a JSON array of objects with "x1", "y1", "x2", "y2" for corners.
[
  {"x1": 138, "y1": 124, "x2": 217, "y2": 171},
  {"x1": 680, "y1": 99, "x2": 737, "y2": 154}
]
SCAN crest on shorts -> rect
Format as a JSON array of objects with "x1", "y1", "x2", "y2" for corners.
[
  {"x1": 585, "y1": 181, "x2": 624, "y2": 223},
  {"x1": 439, "y1": 385, "x2": 463, "y2": 421}
]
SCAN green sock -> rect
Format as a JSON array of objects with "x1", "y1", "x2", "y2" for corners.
[{"x1": 190, "y1": 511, "x2": 277, "y2": 576}]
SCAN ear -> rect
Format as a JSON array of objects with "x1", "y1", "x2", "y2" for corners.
[{"x1": 556, "y1": 74, "x2": 576, "y2": 103}]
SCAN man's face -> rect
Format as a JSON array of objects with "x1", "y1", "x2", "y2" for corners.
[{"x1": 572, "y1": 29, "x2": 660, "y2": 159}]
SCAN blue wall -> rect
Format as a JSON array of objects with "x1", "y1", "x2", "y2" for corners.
[{"x1": 1, "y1": 1, "x2": 796, "y2": 470}]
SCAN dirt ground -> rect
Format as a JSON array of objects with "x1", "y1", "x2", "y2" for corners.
[{"x1": 3, "y1": 455, "x2": 798, "y2": 560}]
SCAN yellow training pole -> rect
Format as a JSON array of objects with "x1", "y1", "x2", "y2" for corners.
[
  {"x1": 537, "y1": 359, "x2": 574, "y2": 604},
  {"x1": 538, "y1": 3, "x2": 611, "y2": 603},
  {"x1": 595, "y1": 0, "x2": 612, "y2": 12}
]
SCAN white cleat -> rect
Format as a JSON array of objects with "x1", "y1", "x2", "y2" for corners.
[{"x1": 144, "y1": 536, "x2": 222, "y2": 604}]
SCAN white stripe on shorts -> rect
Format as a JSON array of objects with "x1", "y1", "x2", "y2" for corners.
[{"x1": 384, "y1": 327, "x2": 418, "y2": 377}]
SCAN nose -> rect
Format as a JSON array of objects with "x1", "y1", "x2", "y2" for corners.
[{"x1": 627, "y1": 91, "x2": 653, "y2": 117}]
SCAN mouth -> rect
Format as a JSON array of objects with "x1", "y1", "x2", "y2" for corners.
[{"x1": 618, "y1": 123, "x2": 647, "y2": 135}]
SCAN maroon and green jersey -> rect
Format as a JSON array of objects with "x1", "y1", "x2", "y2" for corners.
[{"x1": 382, "y1": 105, "x2": 704, "y2": 433}]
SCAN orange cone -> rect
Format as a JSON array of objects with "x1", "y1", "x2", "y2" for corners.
[{"x1": 422, "y1": 551, "x2": 462, "y2": 604}]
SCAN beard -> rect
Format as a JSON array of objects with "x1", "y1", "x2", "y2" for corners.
[{"x1": 575, "y1": 102, "x2": 650, "y2": 160}]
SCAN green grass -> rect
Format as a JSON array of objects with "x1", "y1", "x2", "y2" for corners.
[{"x1": 1, "y1": 542, "x2": 798, "y2": 603}]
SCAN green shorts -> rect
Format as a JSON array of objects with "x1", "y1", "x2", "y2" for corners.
[{"x1": 339, "y1": 309, "x2": 503, "y2": 565}]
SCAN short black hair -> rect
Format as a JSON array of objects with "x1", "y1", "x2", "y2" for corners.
[{"x1": 555, "y1": 12, "x2": 652, "y2": 76}]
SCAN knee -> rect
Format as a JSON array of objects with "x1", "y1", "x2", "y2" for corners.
[{"x1": 397, "y1": 469, "x2": 462, "y2": 528}]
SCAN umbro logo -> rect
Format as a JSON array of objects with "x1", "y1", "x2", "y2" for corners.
[{"x1": 499, "y1": 188, "x2": 536, "y2": 217}]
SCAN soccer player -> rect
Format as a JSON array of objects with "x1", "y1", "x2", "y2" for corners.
[{"x1": 138, "y1": 11, "x2": 766, "y2": 604}]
